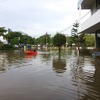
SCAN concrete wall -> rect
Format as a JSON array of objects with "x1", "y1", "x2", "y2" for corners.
[{"x1": 79, "y1": 10, "x2": 100, "y2": 33}]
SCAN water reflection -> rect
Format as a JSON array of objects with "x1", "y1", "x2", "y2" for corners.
[
  {"x1": 0, "y1": 50, "x2": 25, "y2": 72},
  {"x1": 70, "y1": 56, "x2": 84, "y2": 80},
  {"x1": 39, "y1": 51, "x2": 51, "y2": 62},
  {"x1": 87, "y1": 57, "x2": 100, "y2": 100},
  {"x1": 0, "y1": 49, "x2": 100, "y2": 100},
  {"x1": 69, "y1": 53, "x2": 100, "y2": 100},
  {"x1": 79, "y1": 57, "x2": 100, "y2": 100},
  {"x1": 25, "y1": 54, "x2": 37, "y2": 59},
  {"x1": 52, "y1": 54, "x2": 66, "y2": 73}
]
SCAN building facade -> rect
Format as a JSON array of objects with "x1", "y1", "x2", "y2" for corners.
[{"x1": 78, "y1": 0, "x2": 100, "y2": 48}]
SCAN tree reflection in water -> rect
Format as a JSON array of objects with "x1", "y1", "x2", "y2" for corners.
[
  {"x1": 0, "y1": 53, "x2": 7, "y2": 72},
  {"x1": 70, "y1": 54, "x2": 100, "y2": 100},
  {"x1": 0, "y1": 50, "x2": 100, "y2": 100},
  {"x1": 52, "y1": 54, "x2": 66, "y2": 73},
  {"x1": 0, "y1": 50, "x2": 25, "y2": 72},
  {"x1": 79, "y1": 57, "x2": 100, "y2": 100}
]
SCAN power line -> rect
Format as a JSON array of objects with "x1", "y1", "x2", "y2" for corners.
[
  {"x1": 76, "y1": 10, "x2": 91, "y2": 23},
  {"x1": 59, "y1": 10, "x2": 91, "y2": 33},
  {"x1": 78, "y1": 10, "x2": 91, "y2": 21},
  {"x1": 59, "y1": 24, "x2": 73, "y2": 33}
]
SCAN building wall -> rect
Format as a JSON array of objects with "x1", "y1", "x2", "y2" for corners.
[{"x1": 91, "y1": 2, "x2": 97, "y2": 15}]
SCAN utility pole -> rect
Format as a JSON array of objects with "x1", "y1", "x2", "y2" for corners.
[{"x1": 46, "y1": 32, "x2": 48, "y2": 51}]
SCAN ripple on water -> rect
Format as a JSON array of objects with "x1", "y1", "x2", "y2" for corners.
[{"x1": 0, "y1": 50, "x2": 100, "y2": 100}]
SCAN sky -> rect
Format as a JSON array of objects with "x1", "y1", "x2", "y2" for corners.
[{"x1": 0, "y1": 0, "x2": 87, "y2": 38}]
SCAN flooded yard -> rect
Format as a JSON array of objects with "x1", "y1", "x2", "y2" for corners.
[{"x1": 0, "y1": 49, "x2": 100, "y2": 100}]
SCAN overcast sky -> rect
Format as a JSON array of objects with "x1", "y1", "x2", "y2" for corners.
[{"x1": 0, "y1": 0, "x2": 85, "y2": 38}]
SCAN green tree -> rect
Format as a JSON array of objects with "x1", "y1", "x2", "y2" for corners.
[
  {"x1": 5, "y1": 31, "x2": 22, "y2": 45},
  {"x1": 38, "y1": 33, "x2": 50, "y2": 44},
  {"x1": 0, "y1": 27, "x2": 7, "y2": 36},
  {"x1": 0, "y1": 27, "x2": 7, "y2": 49},
  {"x1": 26, "y1": 36, "x2": 35, "y2": 45},
  {"x1": 10, "y1": 37, "x2": 19, "y2": 46},
  {"x1": 84, "y1": 34, "x2": 95, "y2": 47},
  {"x1": 71, "y1": 22, "x2": 80, "y2": 51},
  {"x1": 66, "y1": 36, "x2": 72, "y2": 47},
  {"x1": 71, "y1": 22, "x2": 86, "y2": 50},
  {"x1": 37, "y1": 33, "x2": 51, "y2": 48},
  {"x1": 78, "y1": 33, "x2": 85, "y2": 48},
  {"x1": 20, "y1": 35, "x2": 34, "y2": 45},
  {"x1": 53, "y1": 33, "x2": 66, "y2": 53}
]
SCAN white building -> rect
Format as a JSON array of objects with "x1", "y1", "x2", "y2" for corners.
[{"x1": 78, "y1": 0, "x2": 100, "y2": 48}]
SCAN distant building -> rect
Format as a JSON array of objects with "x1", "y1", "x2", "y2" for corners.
[{"x1": 78, "y1": 0, "x2": 100, "y2": 48}]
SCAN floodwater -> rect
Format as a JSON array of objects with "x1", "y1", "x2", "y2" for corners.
[{"x1": 0, "y1": 49, "x2": 100, "y2": 100}]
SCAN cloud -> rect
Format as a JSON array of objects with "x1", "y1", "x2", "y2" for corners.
[{"x1": 0, "y1": 0, "x2": 81, "y2": 37}]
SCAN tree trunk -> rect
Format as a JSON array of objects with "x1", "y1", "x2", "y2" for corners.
[
  {"x1": 58, "y1": 46, "x2": 61, "y2": 53},
  {"x1": 77, "y1": 36, "x2": 80, "y2": 53}
]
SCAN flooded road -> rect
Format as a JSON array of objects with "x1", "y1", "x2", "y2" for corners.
[{"x1": 0, "y1": 49, "x2": 100, "y2": 100}]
